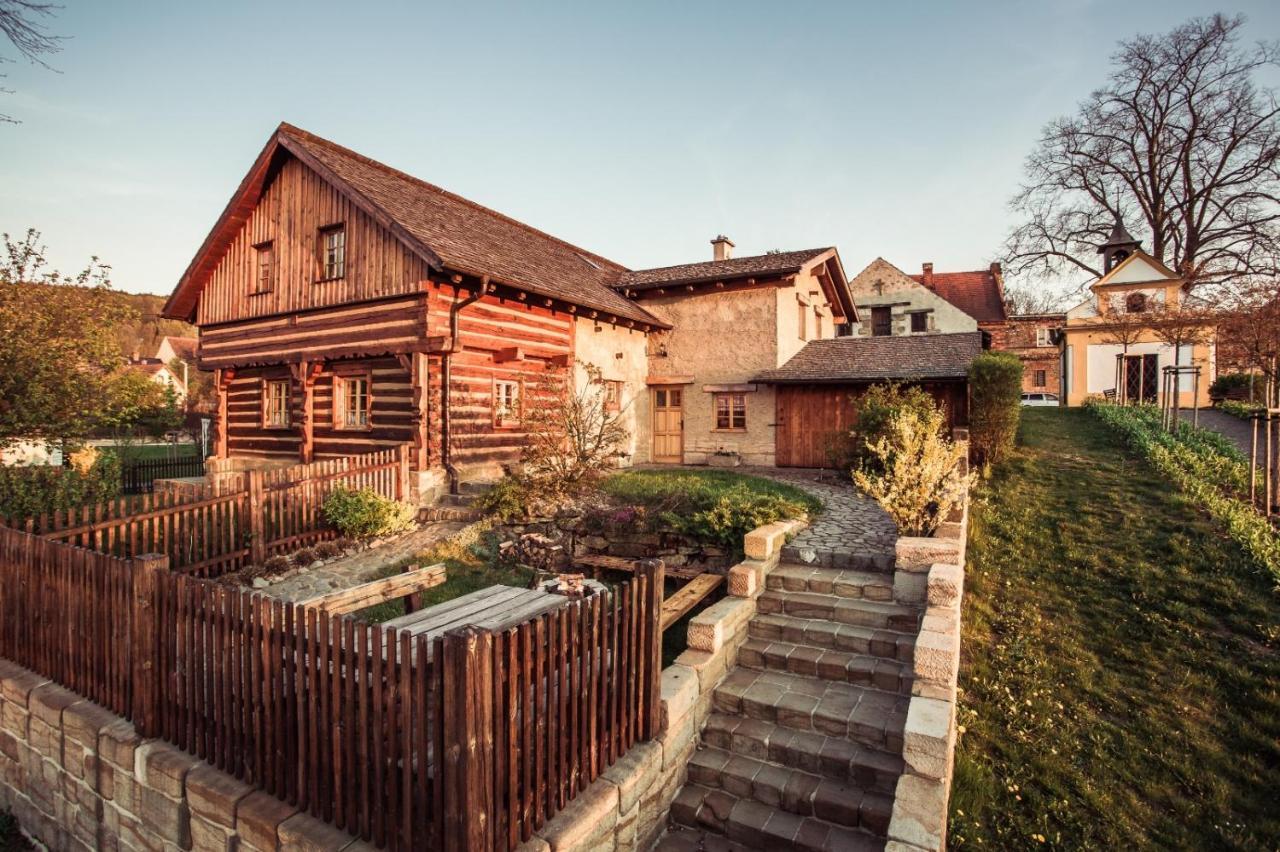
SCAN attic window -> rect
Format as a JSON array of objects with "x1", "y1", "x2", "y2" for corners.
[
  {"x1": 253, "y1": 241, "x2": 275, "y2": 294},
  {"x1": 318, "y1": 224, "x2": 346, "y2": 280}
]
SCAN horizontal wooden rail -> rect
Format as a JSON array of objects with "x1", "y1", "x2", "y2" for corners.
[{"x1": 299, "y1": 563, "x2": 446, "y2": 615}]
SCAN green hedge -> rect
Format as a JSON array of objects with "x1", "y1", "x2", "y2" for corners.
[
  {"x1": 0, "y1": 453, "x2": 121, "y2": 521},
  {"x1": 968, "y1": 351, "x2": 1024, "y2": 470},
  {"x1": 1086, "y1": 401, "x2": 1280, "y2": 585}
]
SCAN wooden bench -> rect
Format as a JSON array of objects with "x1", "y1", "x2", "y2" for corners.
[
  {"x1": 298, "y1": 562, "x2": 447, "y2": 615},
  {"x1": 659, "y1": 573, "x2": 724, "y2": 632}
]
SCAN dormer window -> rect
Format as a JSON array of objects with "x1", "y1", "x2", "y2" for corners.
[
  {"x1": 1125, "y1": 292, "x2": 1148, "y2": 313},
  {"x1": 253, "y1": 241, "x2": 275, "y2": 294},
  {"x1": 318, "y1": 224, "x2": 346, "y2": 280}
]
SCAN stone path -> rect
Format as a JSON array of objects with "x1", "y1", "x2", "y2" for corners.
[
  {"x1": 251, "y1": 520, "x2": 466, "y2": 602},
  {"x1": 1179, "y1": 408, "x2": 1255, "y2": 457},
  {"x1": 653, "y1": 472, "x2": 909, "y2": 851},
  {"x1": 738, "y1": 467, "x2": 897, "y2": 572}
]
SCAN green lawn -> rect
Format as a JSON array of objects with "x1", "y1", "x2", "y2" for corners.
[
  {"x1": 949, "y1": 408, "x2": 1280, "y2": 850},
  {"x1": 602, "y1": 468, "x2": 822, "y2": 515}
]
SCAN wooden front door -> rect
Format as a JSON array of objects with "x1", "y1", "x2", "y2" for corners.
[{"x1": 652, "y1": 387, "x2": 683, "y2": 463}]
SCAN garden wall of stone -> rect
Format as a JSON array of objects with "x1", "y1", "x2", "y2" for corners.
[
  {"x1": 0, "y1": 660, "x2": 372, "y2": 852},
  {"x1": 884, "y1": 463, "x2": 970, "y2": 852},
  {"x1": 518, "y1": 518, "x2": 804, "y2": 851}
]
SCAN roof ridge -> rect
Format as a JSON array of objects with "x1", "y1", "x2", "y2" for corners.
[
  {"x1": 629, "y1": 247, "x2": 832, "y2": 276},
  {"x1": 276, "y1": 122, "x2": 629, "y2": 275}
]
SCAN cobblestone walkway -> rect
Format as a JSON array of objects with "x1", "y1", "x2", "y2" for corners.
[
  {"x1": 252, "y1": 520, "x2": 467, "y2": 602},
  {"x1": 738, "y1": 467, "x2": 898, "y2": 572}
]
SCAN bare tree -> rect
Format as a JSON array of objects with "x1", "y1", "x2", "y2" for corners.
[
  {"x1": 1003, "y1": 15, "x2": 1280, "y2": 295},
  {"x1": 1218, "y1": 277, "x2": 1280, "y2": 407},
  {"x1": 1003, "y1": 284, "x2": 1067, "y2": 315},
  {"x1": 0, "y1": 1, "x2": 63, "y2": 124}
]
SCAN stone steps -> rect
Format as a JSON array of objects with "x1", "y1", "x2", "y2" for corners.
[
  {"x1": 701, "y1": 713, "x2": 903, "y2": 795},
  {"x1": 650, "y1": 827, "x2": 753, "y2": 852},
  {"x1": 757, "y1": 589, "x2": 921, "y2": 633},
  {"x1": 687, "y1": 746, "x2": 895, "y2": 832},
  {"x1": 737, "y1": 637, "x2": 913, "y2": 695},
  {"x1": 779, "y1": 543, "x2": 894, "y2": 575},
  {"x1": 418, "y1": 505, "x2": 485, "y2": 523},
  {"x1": 712, "y1": 668, "x2": 908, "y2": 753},
  {"x1": 767, "y1": 564, "x2": 895, "y2": 602},
  {"x1": 669, "y1": 783, "x2": 885, "y2": 852},
  {"x1": 749, "y1": 613, "x2": 916, "y2": 665}
]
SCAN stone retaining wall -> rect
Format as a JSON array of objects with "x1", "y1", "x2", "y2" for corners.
[
  {"x1": 0, "y1": 661, "x2": 371, "y2": 852},
  {"x1": 884, "y1": 475, "x2": 970, "y2": 852},
  {"x1": 519, "y1": 518, "x2": 804, "y2": 851}
]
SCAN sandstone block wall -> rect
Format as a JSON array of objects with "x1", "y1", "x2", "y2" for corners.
[{"x1": 0, "y1": 661, "x2": 370, "y2": 852}]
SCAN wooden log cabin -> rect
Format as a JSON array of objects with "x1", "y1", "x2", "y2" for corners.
[
  {"x1": 166, "y1": 123, "x2": 982, "y2": 492},
  {"x1": 164, "y1": 123, "x2": 666, "y2": 500}
]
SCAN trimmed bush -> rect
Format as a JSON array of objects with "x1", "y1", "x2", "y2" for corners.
[
  {"x1": 292, "y1": 547, "x2": 317, "y2": 568},
  {"x1": 0, "y1": 450, "x2": 121, "y2": 521},
  {"x1": 315, "y1": 541, "x2": 341, "y2": 560},
  {"x1": 853, "y1": 404, "x2": 973, "y2": 536},
  {"x1": 322, "y1": 487, "x2": 417, "y2": 539},
  {"x1": 968, "y1": 352, "x2": 1024, "y2": 470},
  {"x1": 263, "y1": 555, "x2": 290, "y2": 574}
]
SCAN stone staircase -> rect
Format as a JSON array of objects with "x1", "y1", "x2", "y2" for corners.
[
  {"x1": 656, "y1": 561, "x2": 922, "y2": 851},
  {"x1": 418, "y1": 481, "x2": 489, "y2": 522}
]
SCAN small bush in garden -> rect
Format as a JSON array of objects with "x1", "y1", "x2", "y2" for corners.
[
  {"x1": 680, "y1": 487, "x2": 808, "y2": 550},
  {"x1": 322, "y1": 487, "x2": 417, "y2": 539},
  {"x1": 845, "y1": 383, "x2": 940, "y2": 473},
  {"x1": 968, "y1": 351, "x2": 1024, "y2": 471},
  {"x1": 315, "y1": 541, "x2": 341, "y2": 560},
  {"x1": 475, "y1": 477, "x2": 529, "y2": 522},
  {"x1": 263, "y1": 555, "x2": 290, "y2": 574},
  {"x1": 1219, "y1": 399, "x2": 1262, "y2": 420},
  {"x1": 333, "y1": 537, "x2": 353, "y2": 552},
  {"x1": 854, "y1": 407, "x2": 973, "y2": 537},
  {"x1": 292, "y1": 547, "x2": 317, "y2": 568}
]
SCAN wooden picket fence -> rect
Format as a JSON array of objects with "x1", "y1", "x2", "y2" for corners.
[
  {"x1": 0, "y1": 523, "x2": 665, "y2": 852},
  {"x1": 4, "y1": 447, "x2": 410, "y2": 577}
]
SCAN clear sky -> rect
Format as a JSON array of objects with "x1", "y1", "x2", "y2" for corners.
[{"x1": 1, "y1": 1, "x2": 1277, "y2": 298}]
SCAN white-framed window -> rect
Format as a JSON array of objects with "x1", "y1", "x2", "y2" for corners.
[
  {"x1": 714, "y1": 393, "x2": 746, "y2": 431},
  {"x1": 263, "y1": 379, "x2": 291, "y2": 428},
  {"x1": 494, "y1": 379, "x2": 521, "y2": 427},
  {"x1": 1035, "y1": 327, "x2": 1051, "y2": 347},
  {"x1": 335, "y1": 374, "x2": 370, "y2": 429},
  {"x1": 318, "y1": 224, "x2": 346, "y2": 280}
]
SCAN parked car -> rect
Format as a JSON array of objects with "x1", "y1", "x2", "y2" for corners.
[{"x1": 1021, "y1": 392, "x2": 1059, "y2": 407}]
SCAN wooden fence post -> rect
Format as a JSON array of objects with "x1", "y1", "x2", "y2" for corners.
[
  {"x1": 246, "y1": 470, "x2": 266, "y2": 565},
  {"x1": 130, "y1": 553, "x2": 169, "y2": 738},
  {"x1": 441, "y1": 626, "x2": 494, "y2": 852},
  {"x1": 395, "y1": 444, "x2": 410, "y2": 502},
  {"x1": 637, "y1": 559, "x2": 665, "y2": 739}
]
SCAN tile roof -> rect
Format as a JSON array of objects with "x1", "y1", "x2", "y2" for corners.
[
  {"x1": 160, "y1": 336, "x2": 198, "y2": 361},
  {"x1": 276, "y1": 125, "x2": 662, "y2": 326},
  {"x1": 753, "y1": 332, "x2": 984, "y2": 383},
  {"x1": 620, "y1": 248, "x2": 833, "y2": 290},
  {"x1": 910, "y1": 269, "x2": 1007, "y2": 324}
]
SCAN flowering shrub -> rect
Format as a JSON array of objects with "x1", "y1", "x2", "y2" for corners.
[
  {"x1": 321, "y1": 487, "x2": 417, "y2": 539},
  {"x1": 853, "y1": 405, "x2": 973, "y2": 536},
  {"x1": 1086, "y1": 401, "x2": 1280, "y2": 585}
]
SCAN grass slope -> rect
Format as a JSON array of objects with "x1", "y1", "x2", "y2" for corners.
[{"x1": 949, "y1": 409, "x2": 1280, "y2": 850}]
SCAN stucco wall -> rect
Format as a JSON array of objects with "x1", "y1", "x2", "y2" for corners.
[
  {"x1": 847, "y1": 259, "x2": 977, "y2": 337},
  {"x1": 643, "y1": 287, "x2": 781, "y2": 466},
  {"x1": 573, "y1": 318, "x2": 652, "y2": 464},
  {"x1": 1061, "y1": 330, "x2": 1214, "y2": 407}
]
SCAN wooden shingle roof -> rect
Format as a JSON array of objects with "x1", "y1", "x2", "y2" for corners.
[
  {"x1": 166, "y1": 123, "x2": 665, "y2": 327},
  {"x1": 753, "y1": 332, "x2": 984, "y2": 383},
  {"x1": 620, "y1": 248, "x2": 834, "y2": 290}
]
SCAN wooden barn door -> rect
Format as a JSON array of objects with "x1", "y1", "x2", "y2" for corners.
[
  {"x1": 652, "y1": 387, "x2": 683, "y2": 463},
  {"x1": 775, "y1": 386, "x2": 859, "y2": 468}
]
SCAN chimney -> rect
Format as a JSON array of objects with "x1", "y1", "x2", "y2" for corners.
[
  {"x1": 711, "y1": 235, "x2": 735, "y2": 262},
  {"x1": 921, "y1": 262, "x2": 934, "y2": 288}
]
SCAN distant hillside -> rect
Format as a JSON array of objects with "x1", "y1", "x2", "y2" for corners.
[{"x1": 112, "y1": 290, "x2": 195, "y2": 360}]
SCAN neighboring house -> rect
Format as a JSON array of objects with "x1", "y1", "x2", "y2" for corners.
[
  {"x1": 162, "y1": 123, "x2": 981, "y2": 495},
  {"x1": 620, "y1": 241, "x2": 856, "y2": 466},
  {"x1": 844, "y1": 258, "x2": 1009, "y2": 347},
  {"x1": 1005, "y1": 314, "x2": 1066, "y2": 394},
  {"x1": 1060, "y1": 222, "x2": 1216, "y2": 407},
  {"x1": 126, "y1": 359, "x2": 187, "y2": 404},
  {"x1": 155, "y1": 335, "x2": 198, "y2": 364}
]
